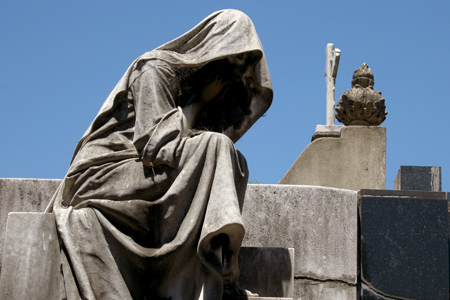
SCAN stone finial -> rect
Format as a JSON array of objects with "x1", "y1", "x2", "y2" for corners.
[{"x1": 336, "y1": 63, "x2": 387, "y2": 126}]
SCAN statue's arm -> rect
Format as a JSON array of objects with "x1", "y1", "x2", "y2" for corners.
[
  {"x1": 129, "y1": 61, "x2": 187, "y2": 168},
  {"x1": 130, "y1": 61, "x2": 178, "y2": 142}
]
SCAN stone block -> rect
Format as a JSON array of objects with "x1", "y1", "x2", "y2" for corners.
[
  {"x1": 0, "y1": 178, "x2": 60, "y2": 272},
  {"x1": 279, "y1": 126, "x2": 386, "y2": 191},
  {"x1": 359, "y1": 189, "x2": 449, "y2": 299},
  {"x1": 238, "y1": 247, "x2": 294, "y2": 298},
  {"x1": 312, "y1": 125, "x2": 343, "y2": 140},
  {"x1": 242, "y1": 184, "x2": 358, "y2": 297},
  {"x1": 394, "y1": 165, "x2": 441, "y2": 191},
  {"x1": 0, "y1": 212, "x2": 60, "y2": 300}
]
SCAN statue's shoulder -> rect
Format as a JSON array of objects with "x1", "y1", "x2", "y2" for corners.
[{"x1": 129, "y1": 58, "x2": 173, "y2": 84}]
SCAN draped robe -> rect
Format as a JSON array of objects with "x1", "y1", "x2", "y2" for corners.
[{"x1": 47, "y1": 9, "x2": 273, "y2": 300}]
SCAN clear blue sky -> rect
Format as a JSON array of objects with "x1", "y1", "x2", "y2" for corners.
[{"x1": 1, "y1": 1, "x2": 449, "y2": 191}]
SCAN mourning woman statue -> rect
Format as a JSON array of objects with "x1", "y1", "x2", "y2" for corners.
[{"x1": 45, "y1": 9, "x2": 272, "y2": 300}]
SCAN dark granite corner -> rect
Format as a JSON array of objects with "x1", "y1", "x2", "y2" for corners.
[
  {"x1": 361, "y1": 283, "x2": 398, "y2": 300},
  {"x1": 359, "y1": 191, "x2": 449, "y2": 300},
  {"x1": 394, "y1": 166, "x2": 441, "y2": 192}
]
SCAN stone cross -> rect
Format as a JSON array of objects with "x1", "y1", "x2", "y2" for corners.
[{"x1": 325, "y1": 43, "x2": 341, "y2": 126}]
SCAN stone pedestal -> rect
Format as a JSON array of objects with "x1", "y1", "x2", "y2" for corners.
[{"x1": 279, "y1": 126, "x2": 386, "y2": 191}]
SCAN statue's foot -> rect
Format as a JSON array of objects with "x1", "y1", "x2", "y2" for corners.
[{"x1": 223, "y1": 282, "x2": 259, "y2": 297}]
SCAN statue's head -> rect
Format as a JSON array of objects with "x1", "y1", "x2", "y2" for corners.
[
  {"x1": 176, "y1": 50, "x2": 263, "y2": 134},
  {"x1": 139, "y1": 9, "x2": 273, "y2": 142}
]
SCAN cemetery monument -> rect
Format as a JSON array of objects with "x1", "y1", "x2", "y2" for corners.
[
  {"x1": 0, "y1": 10, "x2": 448, "y2": 300},
  {"x1": 3, "y1": 9, "x2": 274, "y2": 300}
]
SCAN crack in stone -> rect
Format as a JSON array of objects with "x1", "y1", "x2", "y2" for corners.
[{"x1": 294, "y1": 276, "x2": 356, "y2": 287}]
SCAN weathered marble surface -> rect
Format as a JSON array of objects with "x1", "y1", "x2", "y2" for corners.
[
  {"x1": 0, "y1": 213, "x2": 60, "y2": 300},
  {"x1": 295, "y1": 279, "x2": 357, "y2": 300},
  {"x1": 0, "y1": 178, "x2": 60, "y2": 273},
  {"x1": 242, "y1": 184, "x2": 358, "y2": 299},
  {"x1": 279, "y1": 126, "x2": 386, "y2": 191}
]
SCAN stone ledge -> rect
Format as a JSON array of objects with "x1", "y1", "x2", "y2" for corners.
[
  {"x1": 312, "y1": 124, "x2": 343, "y2": 141},
  {"x1": 359, "y1": 188, "x2": 448, "y2": 200}
]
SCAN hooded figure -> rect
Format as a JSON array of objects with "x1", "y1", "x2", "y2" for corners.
[{"x1": 47, "y1": 9, "x2": 272, "y2": 299}]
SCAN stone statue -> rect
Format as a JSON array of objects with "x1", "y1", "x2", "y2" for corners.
[{"x1": 45, "y1": 9, "x2": 273, "y2": 299}]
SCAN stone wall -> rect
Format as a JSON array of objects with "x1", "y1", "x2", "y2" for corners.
[
  {"x1": 1, "y1": 179, "x2": 448, "y2": 299},
  {"x1": 0, "y1": 179, "x2": 358, "y2": 299},
  {"x1": 242, "y1": 184, "x2": 358, "y2": 300}
]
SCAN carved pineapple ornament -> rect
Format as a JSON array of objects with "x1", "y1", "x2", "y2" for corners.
[{"x1": 335, "y1": 63, "x2": 387, "y2": 125}]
